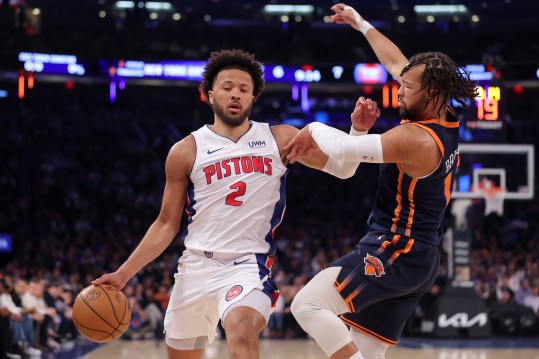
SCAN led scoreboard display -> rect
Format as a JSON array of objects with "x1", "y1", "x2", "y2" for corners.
[
  {"x1": 15, "y1": 52, "x2": 505, "y2": 140},
  {"x1": 463, "y1": 64, "x2": 503, "y2": 129},
  {"x1": 99, "y1": 58, "x2": 389, "y2": 85},
  {"x1": 18, "y1": 52, "x2": 86, "y2": 75},
  {"x1": 476, "y1": 85, "x2": 501, "y2": 122},
  {"x1": 454, "y1": 64, "x2": 506, "y2": 143}
]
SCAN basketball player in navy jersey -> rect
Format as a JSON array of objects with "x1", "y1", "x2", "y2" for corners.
[
  {"x1": 285, "y1": 4, "x2": 478, "y2": 359},
  {"x1": 92, "y1": 49, "x2": 380, "y2": 359}
]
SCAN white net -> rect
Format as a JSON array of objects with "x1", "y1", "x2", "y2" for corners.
[{"x1": 476, "y1": 179, "x2": 506, "y2": 216}]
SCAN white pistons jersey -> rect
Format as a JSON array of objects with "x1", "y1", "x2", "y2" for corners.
[{"x1": 183, "y1": 121, "x2": 288, "y2": 256}]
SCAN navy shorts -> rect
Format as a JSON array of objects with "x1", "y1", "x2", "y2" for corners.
[{"x1": 329, "y1": 231, "x2": 439, "y2": 345}]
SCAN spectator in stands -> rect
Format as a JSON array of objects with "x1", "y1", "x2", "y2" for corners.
[
  {"x1": 523, "y1": 285, "x2": 539, "y2": 315},
  {"x1": 21, "y1": 280, "x2": 58, "y2": 350},
  {"x1": 121, "y1": 296, "x2": 152, "y2": 340},
  {"x1": 140, "y1": 286, "x2": 164, "y2": 339},
  {"x1": 0, "y1": 275, "x2": 41, "y2": 357},
  {"x1": 514, "y1": 278, "x2": 533, "y2": 305}
]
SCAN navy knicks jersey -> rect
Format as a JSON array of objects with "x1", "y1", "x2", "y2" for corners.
[{"x1": 367, "y1": 118, "x2": 459, "y2": 245}]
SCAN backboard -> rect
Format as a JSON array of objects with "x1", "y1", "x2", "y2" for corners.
[{"x1": 452, "y1": 144, "x2": 534, "y2": 200}]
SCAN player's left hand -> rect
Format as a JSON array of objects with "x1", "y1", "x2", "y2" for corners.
[
  {"x1": 284, "y1": 126, "x2": 319, "y2": 164},
  {"x1": 351, "y1": 96, "x2": 381, "y2": 132}
]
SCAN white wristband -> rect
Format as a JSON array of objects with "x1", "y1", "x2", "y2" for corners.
[
  {"x1": 343, "y1": 5, "x2": 374, "y2": 35},
  {"x1": 350, "y1": 126, "x2": 368, "y2": 136}
]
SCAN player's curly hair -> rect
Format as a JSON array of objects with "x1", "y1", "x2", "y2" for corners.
[
  {"x1": 401, "y1": 52, "x2": 478, "y2": 116},
  {"x1": 200, "y1": 49, "x2": 265, "y2": 102}
]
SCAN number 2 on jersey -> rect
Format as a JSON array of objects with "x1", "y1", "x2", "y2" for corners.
[{"x1": 225, "y1": 181, "x2": 246, "y2": 206}]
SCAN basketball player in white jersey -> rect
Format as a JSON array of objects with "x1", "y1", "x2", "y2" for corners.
[{"x1": 92, "y1": 49, "x2": 380, "y2": 359}]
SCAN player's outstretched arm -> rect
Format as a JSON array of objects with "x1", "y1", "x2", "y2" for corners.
[
  {"x1": 92, "y1": 137, "x2": 194, "y2": 289},
  {"x1": 282, "y1": 97, "x2": 380, "y2": 178},
  {"x1": 330, "y1": 3, "x2": 408, "y2": 83}
]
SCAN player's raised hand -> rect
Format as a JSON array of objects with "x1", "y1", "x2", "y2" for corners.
[
  {"x1": 284, "y1": 126, "x2": 319, "y2": 164},
  {"x1": 330, "y1": 3, "x2": 369, "y2": 33},
  {"x1": 351, "y1": 97, "x2": 381, "y2": 132}
]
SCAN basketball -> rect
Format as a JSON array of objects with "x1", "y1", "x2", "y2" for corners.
[{"x1": 73, "y1": 284, "x2": 131, "y2": 343}]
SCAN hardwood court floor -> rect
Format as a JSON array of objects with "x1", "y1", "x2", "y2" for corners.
[{"x1": 80, "y1": 339, "x2": 539, "y2": 359}]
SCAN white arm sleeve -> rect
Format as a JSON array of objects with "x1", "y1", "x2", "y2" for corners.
[
  {"x1": 310, "y1": 122, "x2": 384, "y2": 163},
  {"x1": 321, "y1": 126, "x2": 367, "y2": 179}
]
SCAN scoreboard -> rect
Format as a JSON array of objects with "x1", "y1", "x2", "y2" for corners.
[{"x1": 14, "y1": 51, "x2": 506, "y2": 139}]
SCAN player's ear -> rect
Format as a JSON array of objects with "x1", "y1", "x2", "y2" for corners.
[{"x1": 208, "y1": 90, "x2": 214, "y2": 105}]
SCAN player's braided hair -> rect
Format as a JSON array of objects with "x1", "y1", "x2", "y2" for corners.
[
  {"x1": 401, "y1": 52, "x2": 478, "y2": 116},
  {"x1": 200, "y1": 49, "x2": 265, "y2": 101}
]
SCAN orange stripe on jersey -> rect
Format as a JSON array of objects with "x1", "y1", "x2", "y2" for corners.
[
  {"x1": 411, "y1": 123, "x2": 445, "y2": 157},
  {"x1": 400, "y1": 118, "x2": 460, "y2": 128},
  {"x1": 335, "y1": 271, "x2": 357, "y2": 293},
  {"x1": 343, "y1": 283, "x2": 367, "y2": 306},
  {"x1": 444, "y1": 173, "x2": 453, "y2": 205},
  {"x1": 404, "y1": 179, "x2": 418, "y2": 237},
  {"x1": 390, "y1": 170, "x2": 405, "y2": 233},
  {"x1": 377, "y1": 234, "x2": 400, "y2": 255},
  {"x1": 388, "y1": 237, "x2": 415, "y2": 264},
  {"x1": 341, "y1": 316, "x2": 397, "y2": 346}
]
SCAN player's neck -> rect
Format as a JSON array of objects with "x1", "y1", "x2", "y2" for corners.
[
  {"x1": 422, "y1": 105, "x2": 447, "y2": 122},
  {"x1": 211, "y1": 118, "x2": 251, "y2": 142}
]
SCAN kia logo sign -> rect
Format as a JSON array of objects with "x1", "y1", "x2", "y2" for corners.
[
  {"x1": 438, "y1": 313, "x2": 488, "y2": 328},
  {"x1": 354, "y1": 63, "x2": 388, "y2": 84}
]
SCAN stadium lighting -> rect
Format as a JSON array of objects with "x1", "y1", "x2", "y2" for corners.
[
  {"x1": 263, "y1": 5, "x2": 314, "y2": 15},
  {"x1": 145, "y1": 2, "x2": 172, "y2": 11},
  {"x1": 115, "y1": 1, "x2": 135, "y2": 9},
  {"x1": 414, "y1": 5, "x2": 468, "y2": 15},
  {"x1": 115, "y1": 1, "x2": 172, "y2": 11}
]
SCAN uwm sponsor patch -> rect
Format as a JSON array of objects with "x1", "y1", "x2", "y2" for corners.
[
  {"x1": 364, "y1": 254, "x2": 385, "y2": 278},
  {"x1": 226, "y1": 285, "x2": 243, "y2": 301},
  {"x1": 249, "y1": 140, "x2": 267, "y2": 148}
]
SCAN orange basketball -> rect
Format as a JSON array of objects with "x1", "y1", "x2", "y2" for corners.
[{"x1": 73, "y1": 284, "x2": 131, "y2": 343}]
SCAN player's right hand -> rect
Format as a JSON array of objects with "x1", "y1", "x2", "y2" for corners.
[
  {"x1": 330, "y1": 3, "x2": 364, "y2": 31},
  {"x1": 283, "y1": 126, "x2": 319, "y2": 164},
  {"x1": 91, "y1": 272, "x2": 127, "y2": 290},
  {"x1": 351, "y1": 97, "x2": 381, "y2": 132}
]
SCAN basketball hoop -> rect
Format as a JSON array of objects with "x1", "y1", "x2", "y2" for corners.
[{"x1": 475, "y1": 179, "x2": 506, "y2": 216}]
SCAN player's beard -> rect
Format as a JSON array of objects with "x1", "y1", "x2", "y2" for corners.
[
  {"x1": 399, "y1": 99, "x2": 423, "y2": 122},
  {"x1": 213, "y1": 101, "x2": 253, "y2": 127}
]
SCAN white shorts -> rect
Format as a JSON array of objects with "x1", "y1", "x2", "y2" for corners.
[{"x1": 164, "y1": 249, "x2": 279, "y2": 344}]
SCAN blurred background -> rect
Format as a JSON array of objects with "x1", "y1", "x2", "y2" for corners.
[{"x1": 0, "y1": 0, "x2": 538, "y2": 357}]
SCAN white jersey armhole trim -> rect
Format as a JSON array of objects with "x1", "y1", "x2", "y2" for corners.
[
  {"x1": 189, "y1": 131, "x2": 203, "y2": 181},
  {"x1": 187, "y1": 134, "x2": 197, "y2": 177},
  {"x1": 267, "y1": 123, "x2": 288, "y2": 168}
]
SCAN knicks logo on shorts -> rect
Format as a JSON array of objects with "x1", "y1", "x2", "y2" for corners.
[
  {"x1": 364, "y1": 254, "x2": 385, "y2": 278},
  {"x1": 226, "y1": 285, "x2": 243, "y2": 301}
]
